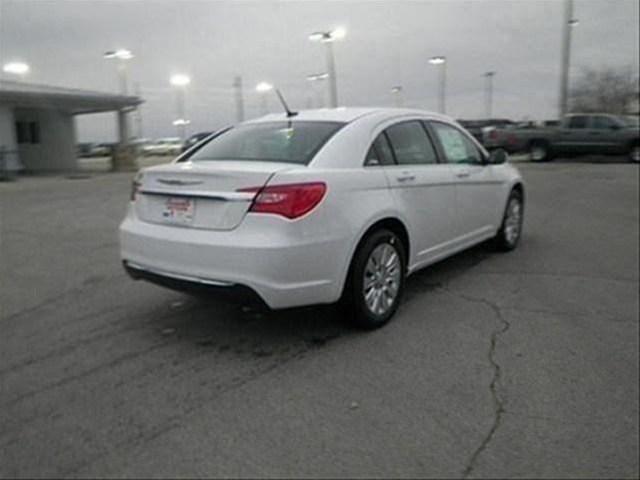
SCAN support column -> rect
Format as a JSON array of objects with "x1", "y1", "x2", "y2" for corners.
[
  {"x1": 233, "y1": 75, "x2": 244, "y2": 123},
  {"x1": 112, "y1": 109, "x2": 137, "y2": 171}
]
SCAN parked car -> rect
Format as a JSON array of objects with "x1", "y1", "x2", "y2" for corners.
[
  {"x1": 131, "y1": 138, "x2": 152, "y2": 155},
  {"x1": 482, "y1": 121, "x2": 538, "y2": 151},
  {"x1": 86, "y1": 142, "x2": 115, "y2": 157},
  {"x1": 182, "y1": 131, "x2": 214, "y2": 153},
  {"x1": 120, "y1": 108, "x2": 524, "y2": 329},
  {"x1": 143, "y1": 138, "x2": 183, "y2": 156},
  {"x1": 488, "y1": 113, "x2": 640, "y2": 162}
]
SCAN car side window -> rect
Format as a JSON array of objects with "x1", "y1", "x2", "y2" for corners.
[
  {"x1": 591, "y1": 116, "x2": 615, "y2": 130},
  {"x1": 365, "y1": 133, "x2": 396, "y2": 166},
  {"x1": 385, "y1": 121, "x2": 438, "y2": 165},
  {"x1": 431, "y1": 122, "x2": 483, "y2": 164},
  {"x1": 567, "y1": 116, "x2": 589, "y2": 129}
]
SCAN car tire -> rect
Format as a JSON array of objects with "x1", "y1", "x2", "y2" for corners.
[
  {"x1": 341, "y1": 228, "x2": 406, "y2": 330},
  {"x1": 494, "y1": 189, "x2": 524, "y2": 251},
  {"x1": 529, "y1": 141, "x2": 551, "y2": 162},
  {"x1": 629, "y1": 142, "x2": 640, "y2": 163}
]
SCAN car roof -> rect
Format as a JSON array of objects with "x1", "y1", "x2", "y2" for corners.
[{"x1": 244, "y1": 107, "x2": 452, "y2": 125}]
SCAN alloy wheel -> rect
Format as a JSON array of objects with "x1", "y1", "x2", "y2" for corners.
[
  {"x1": 504, "y1": 197, "x2": 522, "y2": 245},
  {"x1": 363, "y1": 242, "x2": 402, "y2": 316},
  {"x1": 531, "y1": 146, "x2": 546, "y2": 162}
]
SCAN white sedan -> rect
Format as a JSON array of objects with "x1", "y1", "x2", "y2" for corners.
[{"x1": 120, "y1": 108, "x2": 524, "y2": 328}]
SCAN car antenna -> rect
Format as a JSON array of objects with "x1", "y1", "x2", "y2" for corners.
[{"x1": 275, "y1": 89, "x2": 298, "y2": 118}]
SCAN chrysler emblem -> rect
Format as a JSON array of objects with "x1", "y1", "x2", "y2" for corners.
[{"x1": 157, "y1": 179, "x2": 203, "y2": 186}]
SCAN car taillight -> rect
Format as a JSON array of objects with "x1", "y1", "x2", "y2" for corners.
[{"x1": 239, "y1": 182, "x2": 327, "y2": 219}]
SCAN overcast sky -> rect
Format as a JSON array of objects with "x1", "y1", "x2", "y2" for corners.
[{"x1": 1, "y1": 0, "x2": 638, "y2": 141}]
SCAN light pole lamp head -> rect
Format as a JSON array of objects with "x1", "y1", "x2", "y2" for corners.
[
  {"x1": 255, "y1": 82, "x2": 274, "y2": 93},
  {"x1": 308, "y1": 32, "x2": 327, "y2": 42},
  {"x1": 429, "y1": 56, "x2": 446, "y2": 65},
  {"x1": 2, "y1": 62, "x2": 30, "y2": 75},
  {"x1": 568, "y1": 18, "x2": 579, "y2": 26},
  {"x1": 309, "y1": 27, "x2": 346, "y2": 43},
  {"x1": 330, "y1": 27, "x2": 347, "y2": 41},
  {"x1": 104, "y1": 49, "x2": 133, "y2": 60},
  {"x1": 391, "y1": 86, "x2": 403, "y2": 93},
  {"x1": 170, "y1": 74, "x2": 191, "y2": 87},
  {"x1": 307, "y1": 73, "x2": 329, "y2": 82}
]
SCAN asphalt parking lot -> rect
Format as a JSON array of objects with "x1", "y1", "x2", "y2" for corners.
[{"x1": 1, "y1": 158, "x2": 638, "y2": 478}]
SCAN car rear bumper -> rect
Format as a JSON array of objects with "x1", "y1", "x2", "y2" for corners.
[
  {"x1": 119, "y1": 208, "x2": 351, "y2": 309},
  {"x1": 123, "y1": 260, "x2": 268, "y2": 307}
]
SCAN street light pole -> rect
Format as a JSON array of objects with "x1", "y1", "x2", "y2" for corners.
[
  {"x1": 134, "y1": 82, "x2": 143, "y2": 139},
  {"x1": 233, "y1": 75, "x2": 245, "y2": 123},
  {"x1": 177, "y1": 89, "x2": 186, "y2": 139},
  {"x1": 104, "y1": 49, "x2": 133, "y2": 95},
  {"x1": 429, "y1": 56, "x2": 447, "y2": 114},
  {"x1": 559, "y1": 0, "x2": 578, "y2": 118},
  {"x1": 391, "y1": 86, "x2": 404, "y2": 107},
  {"x1": 256, "y1": 82, "x2": 274, "y2": 116},
  {"x1": 117, "y1": 61, "x2": 128, "y2": 95},
  {"x1": 170, "y1": 74, "x2": 191, "y2": 141},
  {"x1": 309, "y1": 28, "x2": 346, "y2": 108},
  {"x1": 325, "y1": 41, "x2": 338, "y2": 108},
  {"x1": 306, "y1": 73, "x2": 328, "y2": 108},
  {"x1": 104, "y1": 50, "x2": 135, "y2": 171},
  {"x1": 260, "y1": 94, "x2": 268, "y2": 115},
  {"x1": 484, "y1": 71, "x2": 496, "y2": 118}
]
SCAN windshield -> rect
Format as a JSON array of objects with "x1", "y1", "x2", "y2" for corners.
[{"x1": 188, "y1": 121, "x2": 345, "y2": 165}]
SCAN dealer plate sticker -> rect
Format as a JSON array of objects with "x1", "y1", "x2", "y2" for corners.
[{"x1": 163, "y1": 197, "x2": 195, "y2": 224}]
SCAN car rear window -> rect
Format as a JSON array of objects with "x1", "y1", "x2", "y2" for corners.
[{"x1": 188, "y1": 121, "x2": 345, "y2": 165}]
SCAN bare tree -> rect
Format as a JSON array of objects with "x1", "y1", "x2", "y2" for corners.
[{"x1": 569, "y1": 66, "x2": 639, "y2": 114}]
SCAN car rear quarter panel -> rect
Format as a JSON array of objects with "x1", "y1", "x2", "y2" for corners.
[{"x1": 266, "y1": 166, "x2": 407, "y2": 300}]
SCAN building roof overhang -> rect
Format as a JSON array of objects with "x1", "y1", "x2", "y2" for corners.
[{"x1": 0, "y1": 80, "x2": 142, "y2": 114}]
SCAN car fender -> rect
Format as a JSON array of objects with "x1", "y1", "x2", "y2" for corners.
[{"x1": 335, "y1": 207, "x2": 412, "y2": 299}]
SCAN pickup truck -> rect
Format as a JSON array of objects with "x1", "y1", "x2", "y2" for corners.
[
  {"x1": 488, "y1": 114, "x2": 640, "y2": 162},
  {"x1": 457, "y1": 118, "x2": 515, "y2": 145}
]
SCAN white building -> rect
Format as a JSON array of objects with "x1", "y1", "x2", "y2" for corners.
[{"x1": 0, "y1": 80, "x2": 141, "y2": 173}]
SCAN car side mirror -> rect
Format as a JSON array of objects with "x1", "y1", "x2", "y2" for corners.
[{"x1": 487, "y1": 148, "x2": 508, "y2": 165}]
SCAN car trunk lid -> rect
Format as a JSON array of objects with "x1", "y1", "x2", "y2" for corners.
[{"x1": 134, "y1": 161, "x2": 294, "y2": 230}]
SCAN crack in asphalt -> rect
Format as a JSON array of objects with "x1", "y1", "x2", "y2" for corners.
[{"x1": 439, "y1": 286, "x2": 511, "y2": 479}]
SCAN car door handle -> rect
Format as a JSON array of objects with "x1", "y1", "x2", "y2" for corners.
[
  {"x1": 396, "y1": 175, "x2": 416, "y2": 182},
  {"x1": 456, "y1": 170, "x2": 470, "y2": 178}
]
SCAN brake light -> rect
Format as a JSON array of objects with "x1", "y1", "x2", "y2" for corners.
[{"x1": 239, "y1": 182, "x2": 327, "y2": 219}]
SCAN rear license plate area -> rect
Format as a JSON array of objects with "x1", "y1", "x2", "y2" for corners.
[{"x1": 162, "y1": 197, "x2": 195, "y2": 224}]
